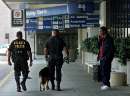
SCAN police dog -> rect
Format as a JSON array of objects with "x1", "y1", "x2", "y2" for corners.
[{"x1": 39, "y1": 67, "x2": 50, "y2": 91}]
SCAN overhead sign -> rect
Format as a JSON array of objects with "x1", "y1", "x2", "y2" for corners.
[
  {"x1": 26, "y1": 2, "x2": 95, "y2": 18},
  {"x1": 25, "y1": 18, "x2": 37, "y2": 32},
  {"x1": 68, "y1": 2, "x2": 95, "y2": 14},
  {"x1": 5, "y1": 33, "x2": 9, "y2": 39},
  {"x1": 52, "y1": 15, "x2": 64, "y2": 29},
  {"x1": 26, "y1": 5, "x2": 67, "y2": 18},
  {"x1": 69, "y1": 15, "x2": 99, "y2": 28},
  {"x1": 25, "y1": 14, "x2": 99, "y2": 32},
  {"x1": 43, "y1": 16, "x2": 52, "y2": 29},
  {"x1": 11, "y1": 10, "x2": 24, "y2": 27}
]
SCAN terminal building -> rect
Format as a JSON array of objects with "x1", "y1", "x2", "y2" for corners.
[{"x1": 0, "y1": 0, "x2": 130, "y2": 88}]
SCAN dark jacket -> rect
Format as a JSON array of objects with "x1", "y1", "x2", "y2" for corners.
[
  {"x1": 98, "y1": 34, "x2": 115, "y2": 61},
  {"x1": 45, "y1": 36, "x2": 66, "y2": 58}
]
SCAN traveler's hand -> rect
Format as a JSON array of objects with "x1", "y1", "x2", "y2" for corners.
[
  {"x1": 64, "y1": 56, "x2": 69, "y2": 64},
  {"x1": 66, "y1": 56, "x2": 69, "y2": 60},
  {"x1": 29, "y1": 60, "x2": 33, "y2": 67},
  {"x1": 8, "y1": 60, "x2": 12, "y2": 66},
  {"x1": 97, "y1": 56, "x2": 99, "y2": 61},
  {"x1": 45, "y1": 55, "x2": 48, "y2": 61},
  {"x1": 100, "y1": 57, "x2": 106, "y2": 61}
]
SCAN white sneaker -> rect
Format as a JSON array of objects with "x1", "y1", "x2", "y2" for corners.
[{"x1": 101, "y1": 85, "x2": 110, "y2": 90}]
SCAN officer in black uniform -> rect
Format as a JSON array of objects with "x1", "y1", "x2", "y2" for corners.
[
  {"x1": 44, "y1": 29, "x2": 69, "y2": 91},
  {"x1": 8, "y1": 31, "x2": 32, "y2": 92}
]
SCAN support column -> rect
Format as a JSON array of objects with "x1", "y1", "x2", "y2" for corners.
[
  {"x1": 127, "y1": 60, "x2": 130, "y2": 85},
  {"x1": 78, "y1": 29, "x2": 82, "y2": 58},
  {"x1": 100, "y1": 0, "x2": 106, "y2": 27},
  {"x1": 78, "y1": 28, "x2": 88, "y2": 62},
  {"x1": 34, "y1": 32, "x2": 37, "y2": 59}
]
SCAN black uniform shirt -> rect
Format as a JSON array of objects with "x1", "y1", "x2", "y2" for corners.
[
  {"x1": 45, "y1": 36, "x2": 66, "y2": 57},
  {"x1": 9, "y1": 39, "x2": 31, "y2": 62}
]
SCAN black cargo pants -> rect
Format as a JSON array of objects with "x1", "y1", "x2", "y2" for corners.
[
  {"x1": 48, "y1": 56, "x2": 63, "y2": 83},
  {"x1": 14, "y1": 59, "x2": 29, "y2": 86}
]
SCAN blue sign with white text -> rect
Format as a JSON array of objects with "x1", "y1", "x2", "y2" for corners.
[
  {"x1": 68, "y1": 2, "x2": 95, "y2": 14},
  {"x1": 26, "y1": 5, "x2": 67, "y2": 18},
  {"x1": 25, "y1": 18, "x2": 37, "y2": 32},
  {"x1": 43, "y1": 16, "x2": 52, "y2": 29},
  {"x1": 26, "y1": 2, "x2": 95, "y2": 18},
  {"x1": 25, "y1": 14, "x2": 99, "y2": 32},
  {"x1": 69, "y1": 15, "x2": 99, "y2": 28}
]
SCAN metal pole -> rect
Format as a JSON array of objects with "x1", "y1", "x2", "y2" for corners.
[
  {"x1": 34, "y1": 32, "x2": 36, "y2": 60},
  {"x1": 24, "y1": 9, "x2": 27, "y2": 40},
  {"x1": 127, "y1": 0, "x2": 128, "y2": 38}
]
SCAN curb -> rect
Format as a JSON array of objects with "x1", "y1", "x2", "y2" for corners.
[
  {"x1": 0, "y1": 69, "x2": 13, "y2": 87},
  {"x1": 0, "y1": 61, "x2": 8, "y2": 64}
]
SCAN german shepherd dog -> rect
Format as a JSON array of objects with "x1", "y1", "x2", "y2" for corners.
[{"x1": 39, "y1": 67, "x2": 50, "y2": 91}]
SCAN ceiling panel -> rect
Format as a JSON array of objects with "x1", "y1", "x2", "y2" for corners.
[
  {"x1": 2, "y1": 0, "x2": 100, "y2": 9},
  {"x1": 3, "y1": 0, "x2": 100, "y2": 4},
  {"x1": 3, "y1": 0, "x2": 88, "y2": 4}
]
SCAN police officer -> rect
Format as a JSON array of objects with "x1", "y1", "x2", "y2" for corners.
[
  {"x1": 8, "y1": 31, "x2": 32, "y2": 92},
  {"x1": 44, "y1": 29, "x2": 69, "y2": 91}
]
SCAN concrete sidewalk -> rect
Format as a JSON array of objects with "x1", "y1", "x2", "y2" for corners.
[
  {"x1": 0, "y1": 54, "x2": 43, "y2": 88},
  {"x1": 0, "y1": 57, "x2": 130, "y2": 96},
  {"x1": 0, "y1": 64, "x2": 12, "y2": 80},
  {"x1": 21, "y1": 59, "x2": 130, "y2": 96},
  {"x1": 0, "y1": 63, "x2": 12, "y2": 87},
  {"x1": 55, "y1": 60, "x2": 130, "y2": 96},
  {"x1": 0, "y1": 55, "x2": 44, "y2": 88},
  {"x1": 29, "y1": 58, "x2": 130, "y2": 96}
]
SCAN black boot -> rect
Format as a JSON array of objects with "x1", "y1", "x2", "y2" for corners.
[
  {"x1": 21, "y1": 81, "x2": 27, "y2": 91},
  {"x1": 51, "y1": 80, "x2": 55, "y2": 90},
  {"x1": 57, "y1": 81, "x2": 61, "y2": 91},
  {"x1": 17, "y1": 84, "x2": 21, "y2": 92},
  {"x1": 21, "y1": 77, "x2": 27, "y2": 91},
  {"x1": 16, "y1": 80, "x2": 21, "y2": 92}
]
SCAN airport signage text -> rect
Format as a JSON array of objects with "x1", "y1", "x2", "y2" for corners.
[{"x1": 26, "y1": 2, "x2": 95, "y2": 18}]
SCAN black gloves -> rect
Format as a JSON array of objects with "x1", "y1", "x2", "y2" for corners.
[
  {"x1": 64, "y1": 56, "x2": 70, "y2": 64},
  {"x1": 45, "y1": 55, "x2": 48, "y2": 61}
]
